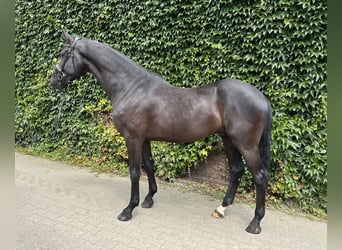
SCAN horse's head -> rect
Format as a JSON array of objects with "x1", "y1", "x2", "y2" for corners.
[{"x1": 50, "y1": 31, "x2": 87, "y2": 90}]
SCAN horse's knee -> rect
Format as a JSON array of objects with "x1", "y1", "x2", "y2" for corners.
[
  {"x1": 130, "y1": 167, "x2": 141, "y2": 182},
  {"x1": 143, "y1": 157, "x2": 156, "y2": 174}
]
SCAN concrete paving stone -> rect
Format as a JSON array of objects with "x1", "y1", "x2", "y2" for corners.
[{"x1": 15, "y1": 152, "x2": 327, "y2": 249}]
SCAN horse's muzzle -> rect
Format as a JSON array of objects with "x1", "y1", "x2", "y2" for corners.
[{"x1": 50, "y1": 76, "x2": 67, "y2": 91}]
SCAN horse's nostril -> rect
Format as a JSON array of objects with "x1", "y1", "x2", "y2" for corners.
[{"x1": 57, "y1": 72, "x2": 65, "y2": 80}]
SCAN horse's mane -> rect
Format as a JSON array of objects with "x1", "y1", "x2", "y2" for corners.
[{"x1": 84, "y1": 38, "x2": 167, "y2": 83}]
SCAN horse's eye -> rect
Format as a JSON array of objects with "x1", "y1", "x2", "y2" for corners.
[{"x1": 60, "y1": 48, "x2": 70, "y2": 57}]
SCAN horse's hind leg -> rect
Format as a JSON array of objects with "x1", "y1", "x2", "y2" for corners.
[
  {"x1": 212, "y1": 135, "x2": 244, "y2": 218},
  {"x1": 242, "y1": 147, "x2": 268, "y2": 234},
  {"x1": 141, "y1": 140, "x2": 158, "y2": 208}
]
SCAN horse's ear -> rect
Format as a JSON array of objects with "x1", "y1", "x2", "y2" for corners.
[{"x1": 62, "y1": 31, "x2": 73, "y2": 44}]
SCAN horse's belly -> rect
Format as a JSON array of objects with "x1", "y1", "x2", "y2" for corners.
[{"x1": 147, "y1": 115, "x2": 222, "y2": 143}]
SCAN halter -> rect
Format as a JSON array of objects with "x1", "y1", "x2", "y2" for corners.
[{"x1": 55, "y1": 36, "x2": 81, "y2": 80}]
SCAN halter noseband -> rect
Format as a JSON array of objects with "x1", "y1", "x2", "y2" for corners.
[{"x1": 55, "y1": 36, "x2": 81, "y2": 80}]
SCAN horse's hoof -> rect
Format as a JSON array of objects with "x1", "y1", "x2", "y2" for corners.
[
  {"x1": 211, "y1": 209, "x2": 224, "y2": 219},
  {"x1": 117, "y1": 212, "x2": 132, "y2": 221},
  {"x1": 245, "y1": 224, "x2": 262, "y2": 234},
  {"x1": 141, "y1": 199, "x2": 154, "y2": 208}
]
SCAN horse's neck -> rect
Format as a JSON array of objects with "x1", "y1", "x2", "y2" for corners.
[{"x1": 80, "y1": 40, "x2": 149, "y2": 101}]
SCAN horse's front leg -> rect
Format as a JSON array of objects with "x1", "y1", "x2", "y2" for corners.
[
  {"x1": 141, "y1": 140, "x2": 157, "y2": 208},
  {"x1": 117, "y1": 136, "x2": 143, "y2": 221}
]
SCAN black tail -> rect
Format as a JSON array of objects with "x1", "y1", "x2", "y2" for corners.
[{"x1": 259, "y1": 101, "x2": 272, "y2": 171}]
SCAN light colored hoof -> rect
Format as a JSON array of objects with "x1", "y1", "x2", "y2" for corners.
[
  {"x1": 211, "y1": 209, "x2": 224, "y2": 219},
  {"x1": 211, "y1": 205, "x2": 227, "y2": 219}
]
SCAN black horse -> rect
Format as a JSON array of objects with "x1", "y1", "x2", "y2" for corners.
[{"x1": 51, "y1": 32, "x2": 272, "y2": 234}]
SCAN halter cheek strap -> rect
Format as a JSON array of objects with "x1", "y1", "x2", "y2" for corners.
[
  {"x1": 55, "y1": 36, "x2": 82, "y2": 76},
  {"x1": 55, "y1": 64, "x2": 63, "y2": 72}
]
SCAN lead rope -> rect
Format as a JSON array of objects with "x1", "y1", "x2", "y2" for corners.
[
  {"x1": 57, "y1": 90, "x2": 66, "y2": 121},
  {"x1": 51, "y1": 90, "x2": 66, "y2": 142}
]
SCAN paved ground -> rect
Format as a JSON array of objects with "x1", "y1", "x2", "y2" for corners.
[{"x1": 15, "y1": 152, "x2": 327, "y2": 249}]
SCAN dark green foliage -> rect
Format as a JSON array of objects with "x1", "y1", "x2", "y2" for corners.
[{"x1": 15, "y1": 0, "x2": 327, "y2": 213}]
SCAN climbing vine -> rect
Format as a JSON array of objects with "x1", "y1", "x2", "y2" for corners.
[{"x1": 15, "y1": 0, "x2": 327, "y2": 213}]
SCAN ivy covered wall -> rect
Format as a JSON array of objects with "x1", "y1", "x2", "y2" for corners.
[{"x1": 15, "y1": 0, "x2": 327, "y2": 213}]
